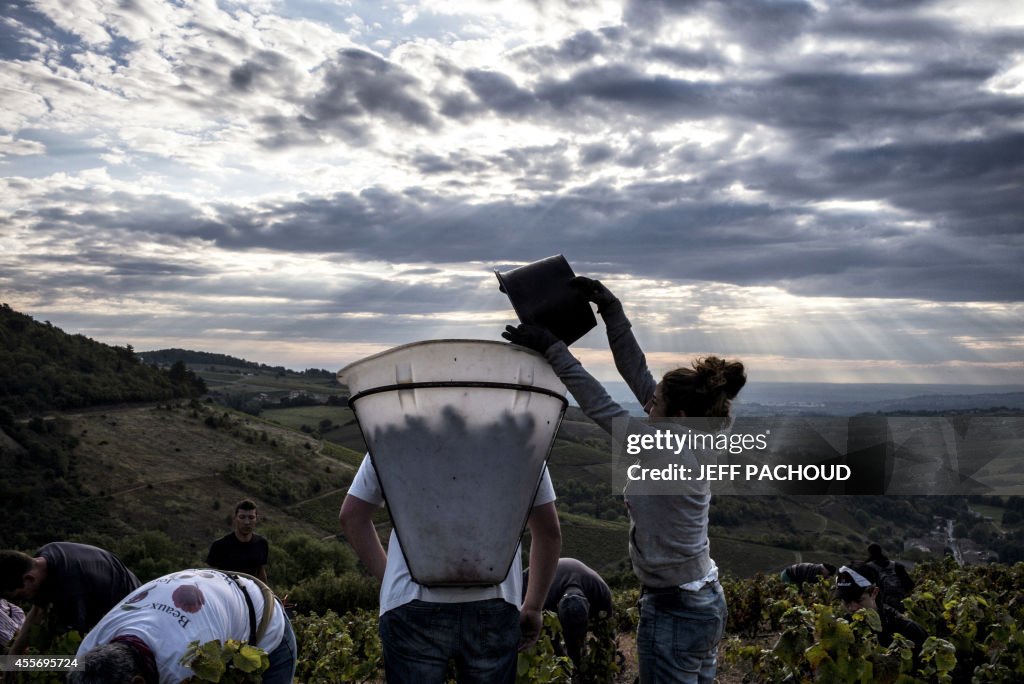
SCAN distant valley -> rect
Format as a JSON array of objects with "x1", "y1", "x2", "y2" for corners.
[{"x1": 601, "y1": 380, "x2": 1024, "y2": 417}]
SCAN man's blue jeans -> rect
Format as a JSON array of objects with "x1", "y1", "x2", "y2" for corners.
[
  {"x1": 636, "y1": 581, "x2": 727, "y2": 684},
  {"x1": 262, "y1": 613, "x2": 297, "y2": 684},
  {"x1": 378, "y1": 598, "x2": 519, "y2": 684}
]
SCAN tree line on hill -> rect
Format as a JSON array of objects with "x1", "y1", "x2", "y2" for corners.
[
  {"x1": 0, "y1": 304, "x2": 207, "y2": 416},
  {"x1": 138, "y1": 347, "x2": 336, "y2": 379}
]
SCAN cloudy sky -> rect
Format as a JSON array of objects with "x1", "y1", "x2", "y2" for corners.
[{"x1": 2, "y1": 0, "x2": 1022, "y2": 385}]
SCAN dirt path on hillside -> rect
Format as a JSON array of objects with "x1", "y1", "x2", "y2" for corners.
[{"x1": 289, "y1": 486, "x2": 348, "y2": 508}]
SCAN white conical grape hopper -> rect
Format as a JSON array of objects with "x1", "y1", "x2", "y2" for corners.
[{"x1": 338, "y1": 340, "x2": 567, "y2": 586}]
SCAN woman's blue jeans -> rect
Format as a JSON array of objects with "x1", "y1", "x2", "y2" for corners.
[{"x1": 637, "y1": 581, "x2": 727, "y2": 684}]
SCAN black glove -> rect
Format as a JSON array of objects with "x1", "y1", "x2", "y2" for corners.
[
  {"x1": 502, "y1": 324, "x2": 559, "y2": 353},
  {"x1": 570, "y1": 276, "x2": 619, "y2": 313}
]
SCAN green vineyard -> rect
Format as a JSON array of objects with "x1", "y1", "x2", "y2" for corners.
[
  {"x1": 8, "y1": 562, "x2": 1023, "y2": 683},
  {"x1": 288, "y1": 559, "x2": 1023, "y2": 684}
]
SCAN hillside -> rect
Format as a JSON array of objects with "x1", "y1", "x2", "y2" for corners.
[
  {"x1": 3, "y1": 302, "x2": 1022, "y2": 592},
  {"x1": 0, "y1": 400, "x2": 360, "y2": 549},
  {"x1": 7, "y1": 393, "x2": 1017, "y2": 584},
  {"x1": 0, "y1": 303, "x2": 205, "y2": 415},
  {"x1": 139, "y1": 347, "x2": 336, "y2": 380},
  {"x1": 139, "y1": 348, "x2": 265, "y2": 369},
  {"x1": 4, "y1": 309, "x2": 1024, "y2": 683},
  {"x1": 137, "y1": 347, "x2": 347, "y2": 416}
]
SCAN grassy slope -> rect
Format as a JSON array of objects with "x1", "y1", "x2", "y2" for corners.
[
  {"x1": 6, "y1": 403, "x2": 358, "y2": 563},
  {"x1": 556, "y1": 512, "x2": 630, "y2": 573},
  {"x1": 255, "y1": 401, "x2": 915, "y2": 577},
  {"x1": 4, "y1": 393, "x2": 969, "y2": 581},
  {"x1": 196, "y1": 367, "x2": 342, "y2": 396}
]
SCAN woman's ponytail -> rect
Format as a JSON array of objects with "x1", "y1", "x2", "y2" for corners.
[{"x1": 662, "y1": 356, "x2": 746, "y2": 419}]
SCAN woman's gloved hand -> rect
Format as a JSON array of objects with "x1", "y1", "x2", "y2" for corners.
[
  {"x1": 570, "y1": 276, "x2": 619, "y2": 314},
  {"x1": 502, "y1": 323, "x2": 559, "y2": 353}
]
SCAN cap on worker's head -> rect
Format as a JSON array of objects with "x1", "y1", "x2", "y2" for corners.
[
  {"x1": 557, "y1": 592, "x2": 590, "y2": 644},
  {"x1": 835, "y1": 564, "x2": 875, "y2": 602}
]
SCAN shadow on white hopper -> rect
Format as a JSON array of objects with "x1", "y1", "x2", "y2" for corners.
[{"x1": 338, "y1": 340, "x2": 567, "y2": 587}]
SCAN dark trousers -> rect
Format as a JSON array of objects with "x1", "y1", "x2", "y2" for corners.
[{"x1": 378, "y1": 598, "x2": 519, "y2": 684}]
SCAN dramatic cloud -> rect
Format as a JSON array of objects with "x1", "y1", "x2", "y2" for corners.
[{"x1": 2, "y1": 0, "x2": 1022, "y2": 382}]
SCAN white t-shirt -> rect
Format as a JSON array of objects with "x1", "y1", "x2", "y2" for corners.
[
  {"x1": 347, "y1": 454, "x2": 556, "y2": 615},
  {"x1": 76, "y1": 570, "x2": 286, "y2": 684}
]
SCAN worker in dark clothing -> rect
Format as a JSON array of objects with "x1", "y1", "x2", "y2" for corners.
[
  {"x1": 0, "y1": 542, "x2": 140, "y2": 655},
  {"x1": 523, "y1": 558, "x2": 613, "y2": 673},
  {"x1": 206, "y1": 499, "x2": 269, "y2": 583},
  {"x1": 864, "y1": 543, "x2": 915, "y2": 611},
  {"x1": 836, "y1": 564, "x2": 927, "y2": 652},
  {"x1": 780, "y1": 562, "x2": 836, "y2": 586}
]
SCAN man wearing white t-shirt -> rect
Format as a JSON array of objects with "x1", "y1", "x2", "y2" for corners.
[
  {"x1": 340, "y1": 454, "x2": 561, "y2": 684},
  {"x1": 69, "y1": 569, "x2": 295, "y2": 684}
]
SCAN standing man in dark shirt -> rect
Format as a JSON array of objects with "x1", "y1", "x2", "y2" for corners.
[
  {"x1": 523, "y1": 557, "x2": 613, "y2": 673},
  {"x1": 0, "y1": 541, "x2": 140, "y2": 655},
  {"x1": 206, "y1": 499, "x2": 269, "y2": 583}
]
